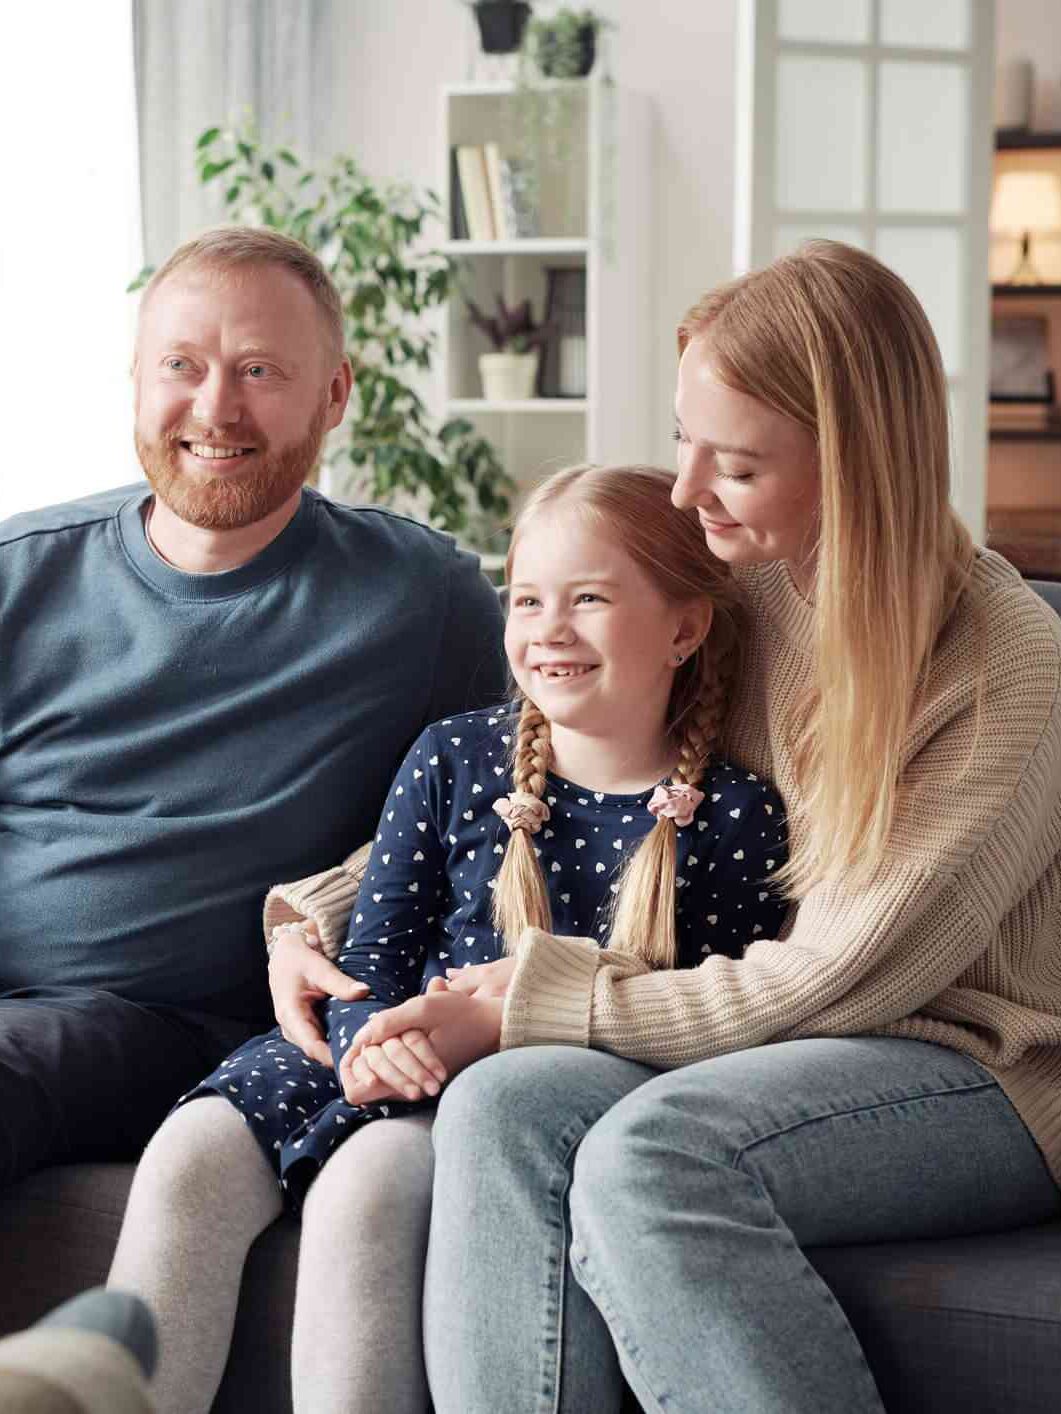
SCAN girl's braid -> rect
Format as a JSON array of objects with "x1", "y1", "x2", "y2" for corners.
[
  {"x1": 513, "y1": 698, "x2": 552, "y2": 796},
  {"x1": 674, "y1": 639, "x2": 738, "y2": 787}
]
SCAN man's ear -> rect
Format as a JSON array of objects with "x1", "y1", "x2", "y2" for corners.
[{"x1": 325, "y1": 355, "x2": 354, "y2": 431}]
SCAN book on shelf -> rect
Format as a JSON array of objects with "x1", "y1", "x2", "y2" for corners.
[
  {"x1": 483, "y1": 143, "x2": 509, "y2": 239},
  {"x1": 449, "y1": 147, "x2": 469, "y2": 241},
  {"x1": 455, "y1": 145, "x2": 496, "y2": 242},
  {"x1": 450, "y1": 144, "x2": 538, "y2": 243}
]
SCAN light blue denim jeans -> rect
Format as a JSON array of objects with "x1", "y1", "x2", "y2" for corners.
[{"x1": 424, "y1": 1037, "x2": 1061, "y2": 1413}]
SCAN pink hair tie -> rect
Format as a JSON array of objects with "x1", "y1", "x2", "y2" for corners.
[
  {"x1": 647, "y1": 783, "x2": 705, "y2": 829},
  {"x1": 492, "y1": 792, "x2": 551, "y2": 835}
]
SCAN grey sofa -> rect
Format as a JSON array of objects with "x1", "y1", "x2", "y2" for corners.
[{"x1": 2, "y1": 578, "x2": 1059, "y2": 1414}]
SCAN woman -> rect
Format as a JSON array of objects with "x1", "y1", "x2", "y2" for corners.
[{"x1": 348, "y1": 241, "x2": 1061, "y2": 1413}]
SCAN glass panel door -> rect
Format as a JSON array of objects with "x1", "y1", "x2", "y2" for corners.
[{"x1": 735, "y1": 0, "x2": 996, "y2": 537}]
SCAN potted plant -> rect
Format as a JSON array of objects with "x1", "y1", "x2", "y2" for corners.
[
  {"x1": 525, "y1": 6, "x2": 606, "y2": 78},
  {"x1": 467, "y1": 294, "x2": 550, "y2": 400},
  {"x1": 130, "y1": 122, "x2": 514, "y2": 549},
  {"x1": 470, "y1": 0, "x2": 532, "y2": 54}
]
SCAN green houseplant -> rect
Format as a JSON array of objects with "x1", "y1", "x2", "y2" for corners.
[
  {"x1": 509, "y1": 7, "x2": 616, "y2": 244},
  {"x1": 524, "y1": 6, "x2": 606, "y2": 77},
  {"x1": 130, "y1": 123, "x2": 515, "y2": 548}
]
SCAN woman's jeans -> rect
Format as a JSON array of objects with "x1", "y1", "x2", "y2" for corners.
[{"x1": 424, "y1": 1037, "x2": 1061, "y2": 1414}]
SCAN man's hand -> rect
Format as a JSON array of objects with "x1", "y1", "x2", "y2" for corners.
[
  {"x1": 268, "y1": 923, "x2": 370, "y2": 1067},
  {"x1": 344, "y1": 977, "x2": 503, "y2": 1102},
  {"x1": 338, "y1": 1028, "x2": 446, "y2": 1105},
  {"x1": 443, "y1": 955, "x2": 517, "y2": 998}
]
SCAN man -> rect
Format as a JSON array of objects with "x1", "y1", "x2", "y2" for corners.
[{"x1": 0, "y1": 226, "x2": 506, "y2": 1186}]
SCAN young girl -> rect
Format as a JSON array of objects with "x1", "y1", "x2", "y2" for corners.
[{"x1": 108, "y1": 463, "x2": 788, "y2": 1414}]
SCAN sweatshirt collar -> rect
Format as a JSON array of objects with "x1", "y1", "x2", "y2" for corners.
[{"x1": 117, "y1": 487, "x2": 318, "y2": 601}]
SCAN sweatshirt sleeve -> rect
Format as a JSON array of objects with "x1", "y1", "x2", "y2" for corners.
[
  {"x1": 502, "y1": 586, "x2": 1061, "y2": 1068},
  {"x1": 426, "y1": 544, "x2": 508, "y2": 720}
]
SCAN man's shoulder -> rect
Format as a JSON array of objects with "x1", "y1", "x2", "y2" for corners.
[
  {"x1": 0, "y1": 484, "x2": 143, "y2": 553},
  {"x1": 310, "y1": 491, "x2": 467, "y2": 568}
]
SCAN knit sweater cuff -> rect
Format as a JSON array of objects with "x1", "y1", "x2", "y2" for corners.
[
  {"x1": 262, "y1": 841, "x2": 372, "y2": 961},
  {"x1": 501, "y1": 929, "x2": 603, "y2": 1049}
]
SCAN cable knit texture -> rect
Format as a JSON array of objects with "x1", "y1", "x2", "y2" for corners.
[
  {"x1": 501, "y1": 551, "x2": 1061, "y2": 1185},
  {"x1": 263, "y1": 843, "x2": 372, "y2": 961}
]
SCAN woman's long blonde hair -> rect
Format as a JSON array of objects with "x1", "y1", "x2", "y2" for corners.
[
  {"x1": 678, "y1": 240, "x2": 979, "y2": 896},
  {"x1": 491, "y1": 464, "x2": 748, "y2": 968}
]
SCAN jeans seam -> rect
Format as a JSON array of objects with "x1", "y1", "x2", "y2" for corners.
[
  {"x1": 568, "y1": 1248, "x2": 669, "y2": 1412},
  {"x1": 541, "y1": 1117, "x2": 608, "y2": 1414},
  {"x1": 732, "y1": 1078, "x2": 999, "y2": 1167}
]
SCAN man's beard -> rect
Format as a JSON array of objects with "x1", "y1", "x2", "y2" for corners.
[{"x1": 135, "y1": 400, "x2": 329, "y2": 531}]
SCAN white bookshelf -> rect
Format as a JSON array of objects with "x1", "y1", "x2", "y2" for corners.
[{"x1": 439, "y1": 76, "x2": 653, "y2": 497}]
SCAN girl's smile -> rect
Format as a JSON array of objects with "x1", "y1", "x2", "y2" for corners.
[{"x1": 504, "y1": 504, "x2": 710, "y2": 794}]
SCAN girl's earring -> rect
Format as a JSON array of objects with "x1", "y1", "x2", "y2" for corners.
[{"x1": 674, "y1": 653, "x2": 685, "y2": 665}]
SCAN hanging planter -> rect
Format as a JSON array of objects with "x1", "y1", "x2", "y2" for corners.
[
  {"x1": 526, "y1": 7, "x2": 603, "y2": 78},
  {"x1": 472, "y1": 1, "x2": 532, "y2": 54}
]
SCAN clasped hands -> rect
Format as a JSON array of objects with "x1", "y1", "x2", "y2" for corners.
[{"x1": 267, "y1": 922, "x2": 514, "y2": 1108}]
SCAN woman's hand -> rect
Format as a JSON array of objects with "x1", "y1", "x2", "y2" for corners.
[
  {"x1": 268, "y1": 923, "x2": 370, "y2": 1067},
  {"x1": 339, "y1": 1028, "x2": 447, "y2": 1105},
  {"x1": 443, "y1": 954, "x2": 517, "y2": 998},
  {"x1": 347, "y1": 977, "x2": 504, "y2": 1098}
]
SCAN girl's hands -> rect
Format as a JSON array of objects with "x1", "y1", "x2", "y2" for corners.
[
  {"x1": 442, "y1": 954, "x2": 517, "y2": 998},
  {"x1": 342, "y1": 977, "x2": 504, "y2": 1104},
  {"x1": 338, "y1": 1028, "x2": 446, "y2": 1105}
]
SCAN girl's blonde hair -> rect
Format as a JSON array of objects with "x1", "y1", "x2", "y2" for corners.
[
  {"x1": 678, "y1": 239, "x2": 979, "y2": 896},
  {"x1": 492, "y1": 463, "x2": 747, "y2": 968}
]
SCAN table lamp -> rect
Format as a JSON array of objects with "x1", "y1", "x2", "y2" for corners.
[{"x1": 990, "y1": 170, "x2": 1061, "y2": 285}]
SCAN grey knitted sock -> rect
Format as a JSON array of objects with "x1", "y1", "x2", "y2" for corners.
[{"x1": 39, "y1": 1287, "x2": 157, "y2": 1378}]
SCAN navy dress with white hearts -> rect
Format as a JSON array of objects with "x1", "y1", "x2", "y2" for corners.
[{"x1": 180, "y1": 703, "x2": 789, "y2": 1208}]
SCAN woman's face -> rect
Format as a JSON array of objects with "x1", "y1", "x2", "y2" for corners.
[{"x1": 673, "y1": 336, "x2": 821, "y2": 586}]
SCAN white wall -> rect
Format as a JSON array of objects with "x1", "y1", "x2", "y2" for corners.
[
  {"x1": 996, "y1": 0, "x2": 1061, "y2": 130},
  {"x1": 0, "y1": 4, "x2": 142, "y2": 521},
  {"x1": 321, "y1": 0, "x2": 739, "y2": 466}
]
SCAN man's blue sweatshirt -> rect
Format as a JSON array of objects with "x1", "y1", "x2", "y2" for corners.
[{"x1": 0, "y1": 485, "x2": 506, "y2": 1023}]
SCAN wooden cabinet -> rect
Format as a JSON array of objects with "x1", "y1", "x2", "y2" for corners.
[{"x1": 987, "y1": 132, "x2": 1061, "y2": 578}]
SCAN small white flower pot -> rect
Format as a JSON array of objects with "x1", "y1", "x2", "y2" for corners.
[{"x1": 479, "y1": 350, "x2": 539, "y2": 402}]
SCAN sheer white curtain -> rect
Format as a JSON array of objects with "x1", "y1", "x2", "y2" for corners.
[
  {"x1": 0, "y1": 3, "x2": 143, "y2": 519},
  {"x1": 134, "y1": 0, "x2": 328, "y2": 266}
]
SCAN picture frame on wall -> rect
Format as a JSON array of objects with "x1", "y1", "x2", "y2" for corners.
[{"x1": 989, "y1": 314, "x2": 1054, "y2": 403}]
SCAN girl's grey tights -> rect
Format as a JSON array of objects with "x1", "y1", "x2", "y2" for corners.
[{"x1": 108, "y1": 1094, "x2": 435, "y2": 1413}]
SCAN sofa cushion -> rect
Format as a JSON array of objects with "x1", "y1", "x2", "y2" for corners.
[
  {"x1": 0, "y1": 1164, "x2": 301, "y2": 1414},
  {"x1": 809, "y1": 1222, "x2": 1061, "y2": 1413}
]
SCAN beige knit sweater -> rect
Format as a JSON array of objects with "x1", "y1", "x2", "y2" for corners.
[
  {"x1": 268, "y1": 550, "x2": 1061, "y2": 1184},
  {"x1": 502, "y1": 551, "x2": 1061, "y2": 1185}
]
